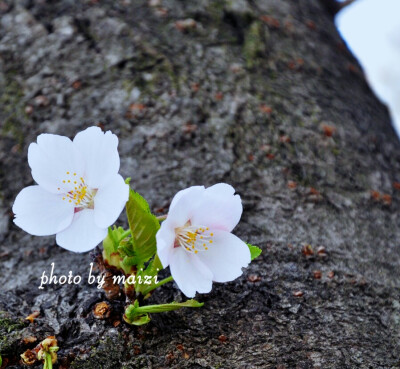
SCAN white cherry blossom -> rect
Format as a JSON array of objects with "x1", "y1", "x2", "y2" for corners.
[
  {"x1": 336, "y1": 0, "x2": 400, "y2": 136},
  {"x1": 156, "y1": 184, "x2": 251, "y2": 297},
  {"x1": 13, "y1": 126, "x2": 129, "y2": 252}
]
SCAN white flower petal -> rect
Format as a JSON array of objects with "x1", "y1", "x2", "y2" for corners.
[
  {"x1": 13, "y1": 185, "x2": 74, "y2": 236},
  {"x1": 197, "y1": 230, "x2": 251, "y2": 283},
  {"x1": 167, "y1": 186, "x2": 205, "y2": 228},
  {"x1": 28, "y1": 134, "x2": 85, "y2": 194},
  {"x1": 156, "y1": 219, "x2": 176, "y2": 268},
  {"x1": 169, "y1": 247, "x2": 213, "y2": 297},
  {"x1": 205, "y1": 183, "x2": 235, "y2": 197},
  {"x1": 93, "y1": 174, "x2": 129, "y2": 229},
  {"x1": 191, "y1": 183, "x2": 242, "y2": 232},
  {"x1": 393, "y1": 105, "x2": 400, "y2": 138},
  {"x1": 336, "y1": 0, "x2": 400, "y2": 138},
  {"x1": 56, "y1": 209, "x2": 107, "y2": 252},
  {"x1": 73, "y1": 126, "x2": 120, "y2": 188},
  {"x1": 169, "y1": 185, "x2": 205, "y2": 211}
]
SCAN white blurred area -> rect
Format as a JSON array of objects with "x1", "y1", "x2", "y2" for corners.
[{"x1": 335, "y1": 0, "x2": 400, "y2": 137}]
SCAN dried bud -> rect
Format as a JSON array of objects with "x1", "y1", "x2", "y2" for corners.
[
  {"x1": 321, "y1": 124, "x2": 336, "y2": 137},
  {"x1": 72, "y1": 80, "x2": 82, "y2": 89},
  {"x1": 21, "y1": 349, "x2": 37, "y2": 366},
  {"x1": 370, "y1": 190, "x2": 381, "y2": 201},
  {"x1": 301, "y1": 244, "x2": 314, "y2": 256},
  {"x1": 93, "y1": 301, "x2": 111, "y2": 320},
  {"x1": 313, "y1": 270, "x2": 322, "y2": 279},
  {"x1": 41, "y1": 336, "x2": 57, "y2": 351},
  {"x1": 218, "y1": 334, "x2": 228, "y2": 343}
]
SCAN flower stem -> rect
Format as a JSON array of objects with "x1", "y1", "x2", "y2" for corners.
[
  {"x1": 156, "y1": 215, "x2": 167, "y2": 221},
  {"x1": 44, "y1": 352, "x2": 52, "y2": 369},
  {"x1": 142, "y1": 275, "x2": 173, "y2": 296}
]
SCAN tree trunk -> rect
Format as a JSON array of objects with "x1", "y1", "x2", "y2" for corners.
[{"x1": 0, "y1": 0, "x2": 399, "y2": 368}]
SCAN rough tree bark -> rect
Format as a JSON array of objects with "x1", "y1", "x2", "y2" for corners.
[{"x1": 0, "y1": 0, "x2": 399, "y2": 368}]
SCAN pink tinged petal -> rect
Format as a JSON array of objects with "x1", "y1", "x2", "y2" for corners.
[
  {"x1": 28, "y1": 134, "x2": 85, "y2": 194},
  {"x1": 167, "y1": 186, "x2": 205, "y2": 228},
  {"x1": 197, "y1": 230, "x2": 251, "y2": 283},
  {"x1": 191, "y1": 183, "x2": 243, "y2": 232},
  {"x1": 169, "y1": 247, "x2": 213, "y2": 297},
  {"x1": 12, "y1": 185, "x2": 74, "y2": 236},
  {"x1": 93, "y1": 174, "x2": 129, "y2": 229},
  {"x1": 73, "y1": 126, "x2": 120, "y2": 188},
  {"x1": 156, "y1": 219, "x2": 176, "y2": 268},
  {"x1": 56, "y1": 209, "x2": 107, "y2": 253}
]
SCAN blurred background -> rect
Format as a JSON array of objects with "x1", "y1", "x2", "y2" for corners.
[{"x1": 0, "y1": 0, "x2": 400, "y2": 368}]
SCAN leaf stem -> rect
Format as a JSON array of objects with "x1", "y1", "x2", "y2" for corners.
[{"x1": 142, "y1": 275, "x2": 173, "y2": 296}]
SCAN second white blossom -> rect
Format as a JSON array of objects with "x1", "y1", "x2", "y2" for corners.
[{"x1": 156, "y1": 183, "x2": 251, "y2": 297}]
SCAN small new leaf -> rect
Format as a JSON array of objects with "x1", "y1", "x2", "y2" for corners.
[
  {"x1": 126, "y1": 190, "x2": 160, "y2": 265},
  {"x1": 247, "y1": 243, "x2": 262, "y2": 260}
]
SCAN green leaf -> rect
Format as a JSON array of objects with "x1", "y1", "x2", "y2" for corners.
[
  {"x1": 247, "y1": 243, "x2": 262, "y2": 260},
  {"x1": 0, "y1": 355, "x2": 2, "y2": 367},
  {"x1": 103, "y1": 226, "x2": 126, "y2": 254},
  {"x1": 124, "y1": 299, "x2": 203, "y2": 325},
  {"x1": 144, "y1": 254, "x2": 163, "y2": 277},
  {"x1": 118, "y1": 244, "x2": 136, "y2": 258},
  {"x1": 126, "y1": 189, "x2": 160, "y2": 265},
  {"x1": 121, "y1": 256, "x2": 138, "y2": 268}
]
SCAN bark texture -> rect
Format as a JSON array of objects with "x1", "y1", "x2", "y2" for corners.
[{"x1": 0, "y1": 0, "x2": 399, "y2": 368}]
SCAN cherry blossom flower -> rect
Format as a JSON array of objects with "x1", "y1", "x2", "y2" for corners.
[
  {"x1": 336, "y1": 0, "x2": 400, "y2": 136},
  {"x1": 156, "y1": 184, "x2": 251, "y2": 297},
  {"x1": 13, "y1": 126, "x2": 129, "y2": 252}
]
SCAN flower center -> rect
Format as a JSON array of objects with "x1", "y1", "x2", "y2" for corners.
[
  {"x1": 58, "y1": 172, "x2": 97, "y2": 210},
  {"x1": 175, "y1": 223, "x2": 214, "y2": 254}
]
